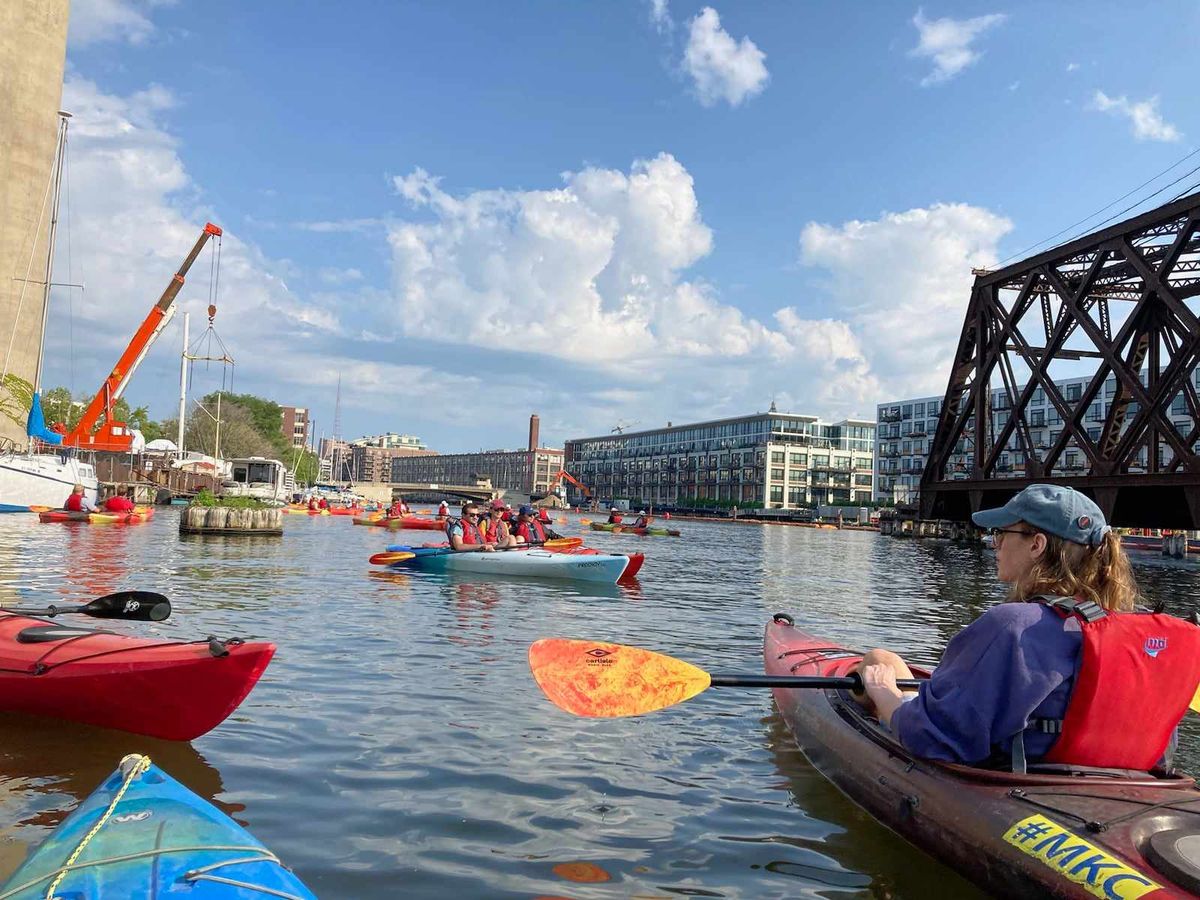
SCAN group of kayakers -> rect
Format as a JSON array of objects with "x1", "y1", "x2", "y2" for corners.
[
  {"x1": 63, "y1": 483, "x2": 136, "y2": 514},
  {"x1": 446, "y1": 500, "x2": 557, "y2": 553},
  {"x1": 606, "y1": 507, "x2": 652, "y2": 529}
]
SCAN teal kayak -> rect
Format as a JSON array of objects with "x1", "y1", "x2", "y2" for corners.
[{"x1": 0, "y1": 755, "x2": 315, "y2": 899}]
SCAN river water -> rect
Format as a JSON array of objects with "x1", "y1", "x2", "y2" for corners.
[{"x1": 0, "y1": 509, "x2": 1197, "y2": 898}]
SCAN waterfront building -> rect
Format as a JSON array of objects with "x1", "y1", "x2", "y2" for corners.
[
  {"x1": 564, "y1": 411, "x2": 875, "y2": 509},
  {"x1": 351, "y1": 432, "x2": 427, "y2": 451},
  {"x1": 876, "y1": 369, "x2": 1200, "y2": 502},
  {"x1": 389, "y1": 447, "x2": 564, "y2": 496},
  {"x1": 280, "y1": 406, "x2": 309, "y2": 449}
]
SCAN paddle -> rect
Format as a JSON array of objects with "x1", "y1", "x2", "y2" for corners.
[
  {"x1": 528, "y1": 638, "x2": 922, "y2": 718},
  {"x1": 368, "y1": 551, "x2": 416, "y2": 565},
  {"x1": 3, "y1": 591, "x2": 171, "y2": 622}
]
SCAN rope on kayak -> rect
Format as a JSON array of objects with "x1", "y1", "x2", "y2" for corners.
[
  {"x1": 43, "y1": 753, "x2": 151, "y2": 899},
  {"x1": 185, "y1": 866, "x2": 309, "y2": 899},
  {"x1": 1010, "y1": 788, "x2": 1200, "y2": 833},
  {"x1": 0, "y1": 637, "x2": 246, "y2": 676},
  {"x1": 0, "y1": 846, "x2": 278, "y2": 899}
]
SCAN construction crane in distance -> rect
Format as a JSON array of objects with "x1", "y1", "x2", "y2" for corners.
[
  {"x1": 548, "y1": 469, "x2": 591, "y2": 500},
  {"x1": 611, "y1": 420, "x2": 640, "y2": 434}
]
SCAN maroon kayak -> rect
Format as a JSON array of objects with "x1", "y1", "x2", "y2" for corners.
[{"x1": 765, "y1": 613, "x2": 1200, "y2": 898}]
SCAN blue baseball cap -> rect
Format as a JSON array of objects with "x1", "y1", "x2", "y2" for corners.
[
  {"x1": 972, "y1": 484, "x2": 1109, "y2": 546},
  {"x1": 518, "y1": 505, "x2": 534, "y2": 516}
]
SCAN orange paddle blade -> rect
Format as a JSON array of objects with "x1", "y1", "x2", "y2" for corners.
[
  {"x1": 368, "y1": 551, "x2": 415, "y2": 565},
  {"x1": 28, "y1": 505, "x2": 50, "y2": 513},
  {"x1": 1191, "y1": 680, "x2": 1200, "y2": 715},
  {"x1": 528, "y1": 638, "x2": 711, "y2": 718},
  {"x1": 544, "y1": 537, "x2": 583, "y2": 549},
  {"x1": 580, "y1": 518, "x2": 592, "y2": 525}
]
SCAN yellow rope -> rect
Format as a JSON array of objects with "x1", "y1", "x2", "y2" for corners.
[{"x1": 44, "y1": 754, "x2": 151, "y2": 900}]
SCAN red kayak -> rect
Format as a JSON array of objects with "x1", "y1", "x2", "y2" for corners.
[
  {"x1": 326, "y1": 506, "x2": 363, "y2": 516},
  {"x1": 0, "y1": 612, "x2": 275, "y2": 741},
  {"x1": 765, "y1": 614, "x2": 1200, "y2": 898}
]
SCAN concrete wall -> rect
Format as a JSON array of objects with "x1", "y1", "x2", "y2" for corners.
[{"x1": 0, "y1": 1, "x2": 70, "y2": 445}]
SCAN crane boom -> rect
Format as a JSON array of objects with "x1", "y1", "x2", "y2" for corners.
[
  {"x1": 549, "y1": 469, "x2": 591, "y2": 498},
  {"x1": 64, "y1": 222, "x2": 222, "y2": 451}
]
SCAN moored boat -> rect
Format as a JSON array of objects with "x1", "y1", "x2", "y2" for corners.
[
  {"x1": 0, "y1": 611, "x2": 274, "y2": 740},
  {"x1": 589, "y1": 522, "x2": 679, "y2": 537},
  {"x1": 0, "y1": 754, "x2": 315, "y2": 898},
  {"x1": 764, "y1": 613, "x2": 1200, "y2": 898}
]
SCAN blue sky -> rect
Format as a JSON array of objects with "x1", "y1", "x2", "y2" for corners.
[{"x1": 42, "y1": 0, "x2": 1200, "y2": 451}]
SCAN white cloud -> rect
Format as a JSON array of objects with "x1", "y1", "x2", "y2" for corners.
[
  {"x1": 682, "y1": 7, "x2": 769, "y2": 107},
  {"x1": 648, "y1": 0, "x2": 672, "y2": 34},
  {"x1": 910, "y1": 9, "x2": 1006, "y2": 86},
  {"x1": 799, "y1": 203, "x2": 1012, "y2": 400},
  {"x1": 68, "y1": 0, "x2": 173, "y2": 46},
  {"x1": 1089, "y1": 90, "x2": 1181, "y2": 142},
  {"x1": 1066, "y1": 62, "x2": 1080, "y2": 73}
]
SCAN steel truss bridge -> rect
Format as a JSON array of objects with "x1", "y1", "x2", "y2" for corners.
[{"x1": 919, "y1": 191, "x2": 1200, "y2": 528}]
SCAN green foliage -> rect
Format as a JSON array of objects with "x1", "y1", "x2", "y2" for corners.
[
  {"x1": 674, "y1": 496, "x2": 742, "y2": 509},
  {"x1": 203, "y1": 392, "x2": 290, "y2": 457},
  {"x1": 0, "y1": 374, "x2": 35, "y2": 429},
  {"x1": 189, "y1": 488, "x2": 272, "y2": 510}
]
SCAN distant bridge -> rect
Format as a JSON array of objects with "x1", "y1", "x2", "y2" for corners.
[{"x1": 388, "y1": 482, "x2": 529, "y2": 505}]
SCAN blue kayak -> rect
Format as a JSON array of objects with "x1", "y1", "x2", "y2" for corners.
[{"x1": 0, "y1": 755, "x2": 315, "y2": 899}]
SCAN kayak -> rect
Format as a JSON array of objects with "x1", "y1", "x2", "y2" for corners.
[
  {"x1": 547, "y1": 545, "x2": 645, "y2": 580},
  {"x1": 589, "y1": 522, "x2": 679, "y2": 537},
  {"x1": 764, "y1": 614, "x2": 1200, "y2": 898},
  {"x1": 383, "y1": 544, "x2": 629, "y2": 582},
  {"x1": 354, "y1": 515, "x2": 446, "y2": 531},
  {"x1": 326, "y1": 506, "x2": 363, "y2": 516},
  {"x1": 0, "y1": 612, "x2": 275, "y2": 740},
  {"x1": 39, "y1": 506, "x2": 154, "y2": 525},
  {"x1": 0, "y1": 754, "x2": 315, "y2": 899}
]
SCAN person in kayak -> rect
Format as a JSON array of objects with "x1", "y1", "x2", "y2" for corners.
[
  {"x1": 438, "y1": 499, "x2": 450, "y2": 518},
  {"x1": 447, "y1": 504, "x2": 496, "y2": 552},
  {"x1": 514, "y1": 505, "x2": 548, "y2": 544},
  {"x1": 63, "y1": 483, "x2": 97, "y2": 513},
  {"x1": 104, "y1": 487, "x2": 136, "y2": 513},
  {"x1": 307, "y1": 496, "x2": 318, "y2": 511},
  {"x1": 607, "y1": 507, "x2": 623, "y2": 525},
  {"x1": 483, "y1": 500, "x2": 517, "y2": 548},
  {"x1": 537, "y1": 508, "x2": 552, "y2": 525},
  {"x1": 388, "y1": 498, "x2": 404, "y2": 518},
  {"x1": 631, "y1": 510, "x2": 651, "y2": 529},
  {"x1": 857, "y1": 483, "x2": 1200, "y2": 771}
]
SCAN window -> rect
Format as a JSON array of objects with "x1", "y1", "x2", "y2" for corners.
[
  {"x1": 1031, "y1": 410, "x2": 1045, "y2": 427},
  {"x1": 914, "y1": 402, "x2": 925, "y2": 416},
  {"x1": 771, "y1": 451, "x2": 785, "y2": 463},
  {"x1": 812, "y1": 454, "x2": 829, "y2": 466},
  {"x1": 928, "y1": 400, "x2": 940, "y2": 415},
  {"x1": 789, "y1": 469, "x2": 803, "y2": 482},
  {"x1": 771, "y1": 468, "x2": 785, "y2": 481},
  {"x1": 1031, "y1": 387, "x2": 1045, "y2": 405},
  {"x1": 902, "y1": 404, "x2": 913, "y2": 418},
  {"x1": 1065, "y1": 383, "x2": 1082, "y2": 402},
  {"x1": 834, "y1": 456, "x2": 851, "y2": 468},
  {"x1": 854, "y1": 474, "x2": 873, "y2": 486},
  {"x1": 770, "y1": 485, "x2": 783, "y2": 503},
  {"x1": 790, "y1": 453, "x2": 806, "y2": 465}
]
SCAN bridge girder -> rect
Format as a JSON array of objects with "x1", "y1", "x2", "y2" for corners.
[{"x1": 920, "y1": 192, "x2": 1200, "y2": 528}]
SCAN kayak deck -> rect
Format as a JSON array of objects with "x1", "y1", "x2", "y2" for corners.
[
  {"x1": 0, "y1": 755, "x2": 315, "y2": 899},
  {"x1": 0, "y1": 613, "x2": 275, "y2": 740},
  {"x1": 383, "y1": 545, "x2": 630, "y2": 582},
  {"x1": 764, "y1": 614, "x2": 1200, "y2": 898}
]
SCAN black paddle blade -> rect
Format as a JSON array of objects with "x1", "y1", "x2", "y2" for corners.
[{"x1": 82, "y1": 591, "x2": 171, "y2": 621}]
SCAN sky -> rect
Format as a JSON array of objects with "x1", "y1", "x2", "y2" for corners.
[{"x1": 35, "y1": 0, "x2": 1200, "y2": 452}]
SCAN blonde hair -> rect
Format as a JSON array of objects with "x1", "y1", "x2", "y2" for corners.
[{"x1": 1010, "y1": 529, "x2": 1139, "y2": 612}]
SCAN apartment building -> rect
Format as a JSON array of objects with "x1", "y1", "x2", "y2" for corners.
[
  {"x1": 876, "y1": 369, "x2": 1200, "y2": 502},
  {"x1": 280, "y1": 406, "x2": 309, "y2": 449},
  {"x1": 564, "y1": 410, "x2": 875, "y2": 509},
  {"x1": 389, "y1": 447, "x2": 565, "y2": 495}
]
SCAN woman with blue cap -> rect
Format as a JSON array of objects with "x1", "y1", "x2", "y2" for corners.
[{"x1": 855, "y1": 483, "x2": 1200, "y2": 771}]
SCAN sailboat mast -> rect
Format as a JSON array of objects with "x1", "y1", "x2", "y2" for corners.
[
  {"x1": 177, "y1": 311, "x2": 189, "y2": 458},
  {"x1": 32, "y1": 111, "x2": 71, "y2": 399}
]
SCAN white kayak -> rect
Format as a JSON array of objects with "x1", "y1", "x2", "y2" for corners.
[{"x1": 384, "y1": 545, "x2": 630, "y2": 583}]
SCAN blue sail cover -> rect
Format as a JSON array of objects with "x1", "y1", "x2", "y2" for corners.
[{"x1": 26, "y1": 392, "x2": 63, "y2": 445}]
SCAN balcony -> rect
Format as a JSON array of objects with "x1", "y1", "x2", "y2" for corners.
[{"x1": 879, "y1": 410, "x2": 902, "y2": 423}]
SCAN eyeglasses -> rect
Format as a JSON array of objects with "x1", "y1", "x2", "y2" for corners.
[
  {"x1": 987, "y1": 527, "x2": 1036, "y2": 543},
  {"x1": 464, "y1": 512, "x2": 480, "y2": 519}
]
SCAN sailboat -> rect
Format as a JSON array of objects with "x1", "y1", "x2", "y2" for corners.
[{"x1": 0, "y1": 112, "x2": 98, "y2": 511}]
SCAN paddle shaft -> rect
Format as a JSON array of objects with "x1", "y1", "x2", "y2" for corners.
[{"x1": 711, "y1": 673, "x2": 922, "y2": 691}]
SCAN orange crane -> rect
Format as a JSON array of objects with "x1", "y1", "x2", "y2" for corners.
[
  {"x1": 63, "y1": 223, "x2": 222, "y2": 452},
  {"x1": 549, "y1": 469, "x2": 591, "y2": 499}
]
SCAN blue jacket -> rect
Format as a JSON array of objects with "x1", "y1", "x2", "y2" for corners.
[{"x1": 890, "y1": 603, "x2": 1081, "y2": 764}]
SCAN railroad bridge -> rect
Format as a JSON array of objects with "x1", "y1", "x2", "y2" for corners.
[{"x1": 919, "y1": 191, "x2": 1200, "y2": 529}]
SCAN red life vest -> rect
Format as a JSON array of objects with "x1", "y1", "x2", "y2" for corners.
[
  {"x1": 516, "y1": 519, "x2": 546, "y2": 543},
  {"x1": 65, "y1": 492, "x2": 84, "y2": 512},
  {"x1": 448, "y1": 517, "x2": 484, "y2": 545},
  {"x1": 1032, "y1": 597, "x2": 1200, "y2": 770},
  {"x1": 483, "y1": 518, "x2": 509, "y2": 543}
]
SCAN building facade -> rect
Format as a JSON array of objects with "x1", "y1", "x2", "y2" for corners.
[
  {"x1": 280, "y1": 406, "x2": 309, "y2": 449},
  {"x1": 389, "y1": 447, "x2": 564, "y2": 495},
  {"x1": 352, "y1": 433, "x2": 427, "y2": 451},
  {"x1": 564, "y1": 412, "x2": 875, "y2": 509},
  {"x1": 875, "y1": 369, "x2": 1200, "y2": 502}
]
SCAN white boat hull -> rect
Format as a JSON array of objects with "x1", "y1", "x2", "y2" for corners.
[
  {"x1": 387, "y1": 546, "x2": 630, "y2": 583},
  {"x1": 0, "y1": 453, "x2": 98, "y2": 512}
]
